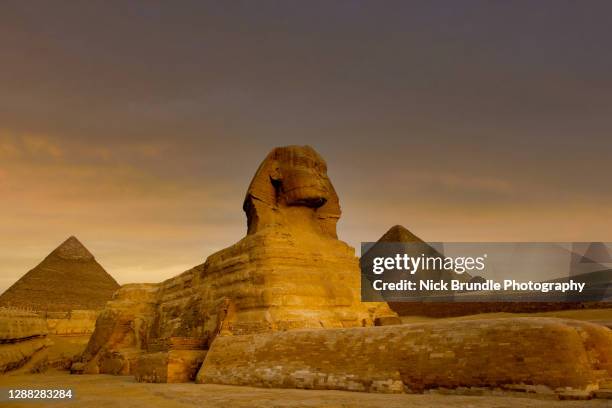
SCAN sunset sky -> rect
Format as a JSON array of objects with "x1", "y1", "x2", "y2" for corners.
[{"x1": 1, "y1": 1, "x2": 611, "y2": 292}]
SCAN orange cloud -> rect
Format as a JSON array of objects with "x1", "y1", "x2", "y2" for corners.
[
  {"x1": 22, "y1": 135, "x2": 64, "y2": 158},
  {"x1": 0, "y1": 134, "x2": 21, "y2": 159},
  {"x1": 0, "y1": 131, "x2": 65, "y2": 160}
]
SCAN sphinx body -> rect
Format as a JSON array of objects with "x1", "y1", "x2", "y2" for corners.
[{"x1": 79, "y1": 146, "x2": 396, "y2": 378}]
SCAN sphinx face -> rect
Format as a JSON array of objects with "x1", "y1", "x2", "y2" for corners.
[
  {"x1": 275, "y1": 148, "x2": 330, "y2": 208},
  {"x1": 244, "y1": 145, "x2": 341, "y2": 236}
]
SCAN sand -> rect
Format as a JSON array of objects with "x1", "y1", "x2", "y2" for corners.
[
  {"x1": 400, "y1": 308, "x2": 612, "y2": 326},
  {"x1": 0, "y1": 371, "x2": 609, "y2": 408}
]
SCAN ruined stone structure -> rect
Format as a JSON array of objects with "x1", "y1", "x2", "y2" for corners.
[
  {"x1": 44, "y1": 310, "x2": 100, "y2": 336},
  {"x1": 79, "y1": 146, "x2": 397, "y2": 380},
  {"x1": 0, "y1": 308, "x2": 50, "y2": 373}
]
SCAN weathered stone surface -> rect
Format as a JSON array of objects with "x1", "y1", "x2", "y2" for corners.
[
  {"x1": 0, "y1": 236, "x2": 120, "y2": 312},
  {"x1": 45, "y1": 310, "x2": 99, "y2": 335},
  {"x1": 0, "y1": 308, "x2": 51, "y2": 373},
  {"x1": 0, "y1": 308, "x2": 48, "y2": 341},
  {"x1": 79, "y1": 283, "x2": 160, "y2": 375},
  {"x1": 197, "y1": 318, "x2": 612, "y2": 394},
  {"x1": 593, "y1": 389, "x2": 612, "y2": 399},
  {"x1": 0, "y1": 337, "x2": 51, "y2": 373},
  {"x1": 134, "y1": 350, "x2": 207, "y2": 383},
  {"x1": 82, "y1": 146, "x2": 396, "y2": 380}
]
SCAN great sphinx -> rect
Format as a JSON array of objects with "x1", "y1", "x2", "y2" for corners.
[
  {"x1": 77, "y1": 145, "x2": 397, "y2": 379},
  {"x1": 77, "y1": 146, "x2": 612, "y2": 396}
]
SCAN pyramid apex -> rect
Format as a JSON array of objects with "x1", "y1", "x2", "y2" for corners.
[
  {"x1": 387, "y1": 224, "x2": 408, "y2": 234},
  {"x1": 52, "y1": 236, "x2": 94, "y2": 261},
  {"x1": 378, "y1": 225, "x2": 423, "y2": 243}
]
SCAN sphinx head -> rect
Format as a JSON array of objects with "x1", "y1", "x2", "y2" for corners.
[{"x1": 243, "y1": 146, "x2": 341, "y2": 237}]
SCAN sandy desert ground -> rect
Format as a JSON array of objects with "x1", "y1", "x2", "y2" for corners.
[
  {"x1": 399, "y1": 308, "x2": 612, "y2": 326},
  {"x1": 0, "y1": 370, "x2": 610, "y2": 408}
]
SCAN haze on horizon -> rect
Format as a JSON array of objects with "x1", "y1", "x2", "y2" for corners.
[{"x1": 1, "y1": 1, "x2": 611, "y2": 292}]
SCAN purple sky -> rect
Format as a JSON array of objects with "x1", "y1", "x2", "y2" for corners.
[{"x1": 1, "y1": 1, "x2": 611, "y2": 291}]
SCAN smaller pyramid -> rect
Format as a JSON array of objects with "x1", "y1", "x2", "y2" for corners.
[
  {"x1": 362, "y1": 225, "x2": 471, "y2": 298},
  {"x1": 0, "y1": 236, "x2": 120, "y2": 312},
  {"x1": 364, "y1": 225, "x2": 447, "y2": 263},
  {"x1": 376, "y1": 225, "x2": 424, "y2": 243}
]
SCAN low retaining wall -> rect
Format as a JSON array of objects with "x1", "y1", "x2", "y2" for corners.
[
  {"x1": 0, "y1": 309, "x2": 50, "y2": 373},
  {"x1": 0, "y1": 309, "x2": 48, "y2": 342},
  {"x1": 197, "y1": 317, "x2": 612, "y2": 394},
  {"x1": 44, "y1": 310, "x2": 98, "y2": 336}
]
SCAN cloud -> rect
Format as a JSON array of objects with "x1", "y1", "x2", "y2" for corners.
[
  {"x1": 0, "y1": 137, "x2": 21, "y2": 158},
  {"x1": 22, "y1": 134, "x2": 64, "y2": 158},
  {"x1": 0, "y1": 132, "x2": 65, "y2": 160},
  {"x1": 0, "y1": 130, "x2": 176, "y2": 166},
  {"x1": 434, "y1": 173, "x2": 514, "y2": 195},
  {"x1": 0, "y1": 140, "x2": 246, "y2": 292}
]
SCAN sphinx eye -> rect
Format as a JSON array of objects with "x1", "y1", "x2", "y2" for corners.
[{"x1": 270, "y1": 176, "x2": 282, "y2": 189}]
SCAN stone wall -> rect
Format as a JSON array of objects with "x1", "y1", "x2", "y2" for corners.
[
  {"x1": 133, "y1": 350, "x2": 207, "y2": 383},
  {"x1": 197, "y1": 317, "x2": 612, "y2": 395},
  {"x1": 0, "y1": 308, "x2": 48, "y2": 342},
  {"x1": 79, "y1": 283, "x2": 160, "y2": 374},
  {"x1": 43, "y1": 309, "x2": 99, "y2": 335},
  {"x1": 0, "y1": 308, "x2": 50, "y2": 373}
]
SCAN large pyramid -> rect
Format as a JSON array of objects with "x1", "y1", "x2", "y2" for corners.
[{"x1": 0, "y1": 236, "x2": 119, "y2": 312}]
